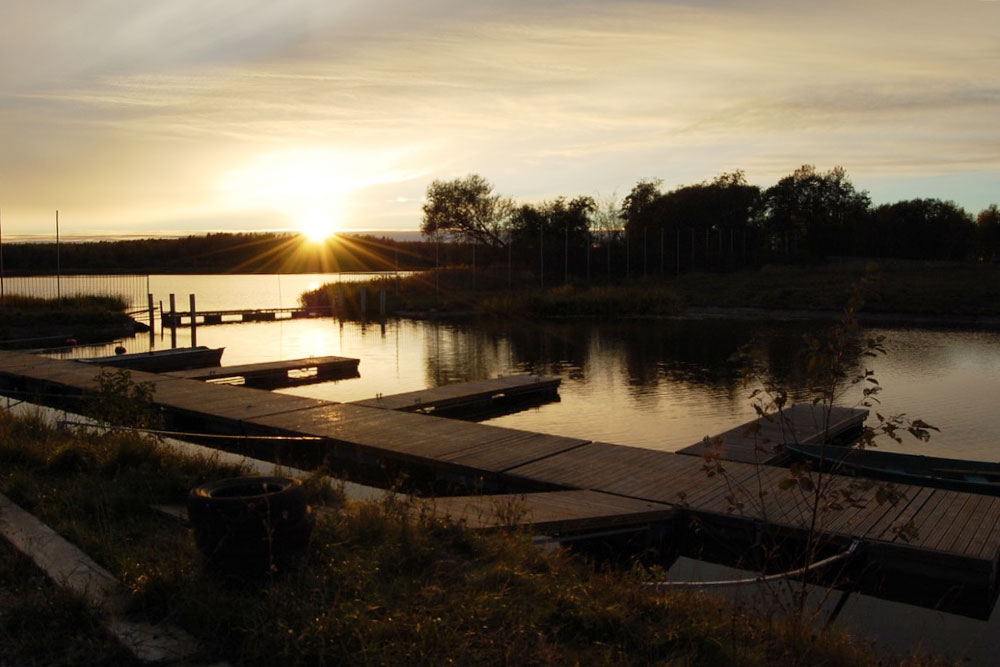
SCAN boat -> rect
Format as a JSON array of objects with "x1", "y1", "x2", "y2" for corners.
[
  {"x1": 783, "y1": 442, "x2": 1000, "y2": 496},
  {"x1": 78, "y1": 346, "x2": 224, "y2": 373}
]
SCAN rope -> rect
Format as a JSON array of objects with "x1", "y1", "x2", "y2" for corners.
[{"x1": 644, "y1": 541, "x2": 859, "y2": 589}]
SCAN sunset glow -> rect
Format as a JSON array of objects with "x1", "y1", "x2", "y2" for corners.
[{"x1": 0, "y1": 1, "x2": 997, "y2": 237}]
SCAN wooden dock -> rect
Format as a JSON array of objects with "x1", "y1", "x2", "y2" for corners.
[
  {"x1": 166, "y1": 355, "x2": 360, "y2": 388},
  {"x1": 675, "y1": 404, "x2": 869, "y2": 464},
  {"x1": 1, "y1": 349, "x2": 998, "y2": 616},
  {"x1": 161, "y1": 307, "x2": 329, "y2": 327},
  {"x1": 350, "y1": 375, "x2": 560, "y2": 413}
]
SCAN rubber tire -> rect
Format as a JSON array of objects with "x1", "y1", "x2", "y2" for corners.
[
  {"x1": 187, "y1": 476, "x2": 306, "y2": 527},
  {"x1": 187, "y1": 476, "x2": 311, "y2": 573}
]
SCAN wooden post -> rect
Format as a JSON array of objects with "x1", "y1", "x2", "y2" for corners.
[
  {"x1": 147, "y1": 293, "x2": 154, "y2": 344},
  {"x1": 169, "y1": 293, "x2": 177, "y2": 349},
  {"x1": 189, "y1": 294, "x2": 197, "y2": 347}
]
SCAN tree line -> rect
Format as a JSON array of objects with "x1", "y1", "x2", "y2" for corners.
[
  {"x1": 0, "y1": 231, "x2": 437, "y2": 275},
  {"x1": 421, "y1": 167, "x2": 1000, "y2": 279}
]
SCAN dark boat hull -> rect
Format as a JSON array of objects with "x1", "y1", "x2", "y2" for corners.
[
  {"x1": 784, "y1": 442, "x2": 1000, "y2": 496},
  {"x1": 79, "y1": 346, "x2": 224, "y2": 373}
]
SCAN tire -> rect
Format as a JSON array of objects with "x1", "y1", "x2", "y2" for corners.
[{"x1": 187, "y1": 476, "x2": 312, "y2": 573}]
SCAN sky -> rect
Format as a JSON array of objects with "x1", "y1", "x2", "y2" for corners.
[{"x1": 1, "y1": 0, "x2": 998, "y2": 241}]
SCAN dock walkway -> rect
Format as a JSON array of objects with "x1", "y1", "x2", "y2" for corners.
[
  {"x1": 349, "y1": 375, "x2": 560, "y2": 413},
  {"x1": 1, "y1": 349, "x2": 997, "y2": 612},
  {"x1": 167, "y1": 355, "x2": 360, "y2": 388}
]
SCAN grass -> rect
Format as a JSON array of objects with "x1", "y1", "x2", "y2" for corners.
[
  {"x1": 0, "y1": 295, "x2": 135, "y2": 344},
  {"x1": 0, "y1": 406, "x2": 953, "y2": 666},
  {"x1": 301, "y1": 260, "x2": 1000, "y2": 321}
]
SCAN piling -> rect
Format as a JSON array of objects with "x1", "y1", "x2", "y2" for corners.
[
  {"x1": 189, "y1": 294, "x2": 197, "y2": 347},
  {"x1": 169, "y1": 294, "x2": 177, "y2": 348},
  {"x1": 147, "y1": 293, "x2": 154, "y2": 345}
]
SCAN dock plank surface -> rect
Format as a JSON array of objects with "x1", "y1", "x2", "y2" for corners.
[
  {"x1": 675, "y1": 404, "x2": 869, "y2": 464},
  {"x1": 349, "y1": 375, "x2": 560, "y2": 412},
  {"x1": 424, "y1": 490, "x2": 676, "y2": 533}
]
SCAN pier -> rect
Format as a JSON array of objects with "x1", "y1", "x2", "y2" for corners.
[
  {"x1": 166, "y1": 355, "x2": 360, "y2": 388},
  {"x1": 1, "y1": 349, "x2": 998, "y2": 617},
  {"x1": 350, "y1": 375, "x2": 561, "y2": 413},
  {"x1": 160, "y1": 306, "x2": 327, "y2": 327}
]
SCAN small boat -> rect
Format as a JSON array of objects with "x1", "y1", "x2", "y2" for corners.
[
  {"x1": 78, "y1": 346, "x2": 224, "y2": 373},
  {"x1": 783, "y1": 442, "x2": 1000, "y2": 496}
]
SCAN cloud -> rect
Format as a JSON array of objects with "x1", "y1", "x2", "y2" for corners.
[{"x1": 1, "y1": 0, "x2": 999, "y2": 234}]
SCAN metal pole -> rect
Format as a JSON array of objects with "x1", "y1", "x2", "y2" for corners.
[
  {"x1": 55, "y1": 210, "x2": 61, "y2": 299},
  {"x1": 0, "y1": 208, "x2": 5, "y2": 305},
  {"x1": 189, "y1": 293, "x2": 197, "y2": 347}
]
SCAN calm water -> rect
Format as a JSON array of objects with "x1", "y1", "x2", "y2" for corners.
[
  {"x1": 47, "y1": 274, "x2": 1000, "y2": 662},
  {"x1": 56, "y1": 273, "x2": 1000, "y2": 462}
]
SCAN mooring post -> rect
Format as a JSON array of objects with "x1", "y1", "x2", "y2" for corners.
[
  {"x1": 189, "y1": 294, "x2": 197, "y2": 347},
  {"x1": 169, "y1": 293, "x2": 177, "y2": 349},
  {"x1": 147, "y1": 293, "x2": 154, "y2": 344}
]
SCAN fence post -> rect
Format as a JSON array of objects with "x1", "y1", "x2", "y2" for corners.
[{"x1": 379, "y1": 289, "x2": 386, "y2": 318}]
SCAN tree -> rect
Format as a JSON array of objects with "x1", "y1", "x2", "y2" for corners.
[
  {"x1": 620, "y1": 179, "x2": 663, "y2": 233},
  {"x1": 762, "y1": 165, "x2": 870, "y2": 258},
  {"x1": 510, "y1": 196, "x2": 596, "y2": 280},
  {"x1": 977, "y1": 204, "x2": 1000, "y2": 262},
  {"x1": 869, "y1": 199, "x2": 974, "y2": 260},
  {"x1": 421, "y1": 174, "x2": 513, "y2": 248}
]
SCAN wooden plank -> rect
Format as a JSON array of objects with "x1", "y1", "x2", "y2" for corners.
[
  {"x1": 349, "y1": 375, "x2": 560, "y2": 412},
  {"x1": 676, "y1": 404, "x2": 868, "y2": 464},
  {"x1": 423, "y1": 490, "x2": 676, "y2": 533},
  {"x1": 933, "y1": 493, "x2": 996, "y2": 555},
  {"x1": 167, "y1": 355, "x2": 359, "y2": 382}
]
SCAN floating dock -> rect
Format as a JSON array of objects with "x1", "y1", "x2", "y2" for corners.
[
  {"x1": 0, "y1": 349, "x2": 997, "y2": 617},
  {"x1": 350, "y1": 375, "x2": 560, "y2": 413},
  {"x1": 160, "y1": 307, "x2": 328, "y2": 327},
  {"x1": 675, "y1": 403, "x2": 869, "y2": 464},
  {"x1": 166, "y1": 355, "x2": 360, "y2": 388}
]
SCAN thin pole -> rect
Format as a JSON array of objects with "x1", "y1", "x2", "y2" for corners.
[
  {"x1": 55, "y1": 210, "x2": 61, "y2": 299},
  {"x1": 0, "y1": 208, "x2": 4, "y2": 305}
]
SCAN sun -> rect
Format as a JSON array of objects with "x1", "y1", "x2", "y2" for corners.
[{"x1": 298, "y1": 210, "x2": 340, "y2": 243}]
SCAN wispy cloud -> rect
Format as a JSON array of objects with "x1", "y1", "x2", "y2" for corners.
[{"x1": 1, "y1": 0, "x2": 998, "y2": 234}]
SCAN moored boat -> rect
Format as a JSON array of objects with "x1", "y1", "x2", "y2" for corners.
[
  {"x1": 78, "y1": 346, "x2": 224, "y2": 373},
  {"x1": 783, "y1": 442, "x2": 1000, "y2": 496}
]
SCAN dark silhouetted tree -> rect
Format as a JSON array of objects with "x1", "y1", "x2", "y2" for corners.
[
  {"x1": 869, "y1": 199, "x2": 974, "y2": 260},
  {"x1": 421, "y1": 174, "x2": 513, "y2": 248},
  {"x1": 762, "y1": 165, "x2": 870, "y2": 258},
  {"x1": 977, "y1": 204, "x2": 1000, "y2": 262}
]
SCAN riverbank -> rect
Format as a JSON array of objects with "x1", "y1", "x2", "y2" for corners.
[
  {"x1": 0, "y1": 295, "x2": 141, "y2": 348},
  {"x1": 299, "y1": 260, "x2": 1000, "y2": 324},
  {"x1": 0, "y1": 407, "x2": 948, "y2": 666}
]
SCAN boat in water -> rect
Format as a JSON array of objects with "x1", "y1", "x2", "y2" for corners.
[
  {"x1": 783, "y1": 442, "x2": 1000, "y2": 496},
  {"x1": 78, "y1": 346, "x2": 224, "y2": 373}
]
